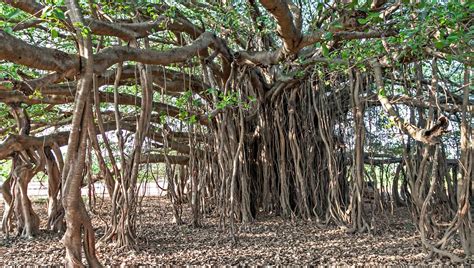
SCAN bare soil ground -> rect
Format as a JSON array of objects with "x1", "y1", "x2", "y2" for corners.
[{"x1": 0, "y1": 197, "x2": 465, "y2": 266}]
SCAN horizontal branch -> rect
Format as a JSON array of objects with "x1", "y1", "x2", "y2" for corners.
[
  {"x1": 0, "y1": 132, "x2": 69, "y2": 160},
  {"x1": 0, "y1": 30, "x2": 77, "y2": 73},
  {"x1": 4, "y1": 0, "x2": 203, "y2": 40},
  {"x1": 299, "y1": 29, "x2": 398, "y2": 49},
  {"x1": 366, "y1": 94, "x2": 474, "y2": 114},
  {"x1": 0, "y1": 89, "x2": 210, "y2": 126},
  {"x1": 140, "y1": 154, "x2": 189, "y2": 165},
  {"x1": 362, "y1": 156, "x2": 458, "y2": 166},
  {"x1": 2, "y1": 65, "x2": 209, "y2": 99},
  {"x1": 0, "y1": 30, "x2": 218, "y2": 74},
  {"x1": 100, "y1": 65, "x2": 209, "y2": 95},
  {"x1": 94, "y1": 32, "x2": 217, "y2": 71},
  {"x1": 0, "y1": 120, "x2": 197, "y2": 160},
  {"x1": 234, "y1": 29, "x2": 398, "y2": 66}
]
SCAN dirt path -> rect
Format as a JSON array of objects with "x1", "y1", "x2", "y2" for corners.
[{"x1": 0, "y1": 197, "x2": 463, "y2": 266}]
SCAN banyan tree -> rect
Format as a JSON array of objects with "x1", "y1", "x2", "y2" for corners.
[{"x1": 0, "y1": 0, "x2": 472, "y2": 266}]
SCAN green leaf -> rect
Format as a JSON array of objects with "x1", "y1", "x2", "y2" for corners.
[
  {"x1": 6, "y1": 9, "x2": 21, "y2": 20},
  {"x1": 341, "y1": 50, "x2": 349, "y2": 59},
  {"x1": 4, "y1": 26, "x2": 13, "y2": 34},
  {"x1": 378, "y1": 87, "x2": 386, "y2": 97},
  {"x1": 159, "y1": 112, "x2": 167, "y2": 123},
  {"x1": 357, "y1": 18, "x2": 368, "y2": 25},
  {"x1": 73, "y1": 21, "x2": 83, "y2": 28},
  {"x1": 434, "y1": 41, "x2": 445, "y2": 49},
  {"x1": 189, "y1": 115, "x2": 197, "y2": 124},
  {"x1": 52, "y1": 8, "x2": 65, "y2": 20},
  {"x1": 331, "y1": 22, "x2": 344, "y2": 29},
  {"x1": 0, "y1": 82, "x2": 13, "y2": 89},
  {"x1": 402, "y1": 87, "x2": 408, "y2": 95},
  {"x1": 295, "y1": 70, "x2": 305, "y2": 78},
  {"x1": 51, "y1": 29, "x2": 59, "y2": 39},
  {"x1": 349, "y1": 0, "x2": 358, "y2": 8},
  {"x1": 206, "y1": 87, "x2": 217, "y2": 95},
  {"x1": 192, "y1": 99, "x2": 202, "y2": 107},
  {"x1": 316, "y1": 3, "x2": 324, "y2": 12},
  {"x1": 367, "y1": 12, "x2": 380, "y2": 19},
  {"x1": 323, "y1": 32, "x2": 334, "y2": 41},
  {"x1": 32, "y1": 89, "x2": 43, "y2": 98},
  {"x1": 446, "y1": 34, "x2": 459, "y2": 43},
  {"x1": 322, "y1": 43, "x2": 329, "y2": 57}
]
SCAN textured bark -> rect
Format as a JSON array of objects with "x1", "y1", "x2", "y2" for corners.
[
  {"x1": 0, "y1": 122, "x2": 194, "y2": 162},
  {"x1": 5, "y1": 103, "x2": 42, "y2": 238},
  {"x1": 140, "y1": 154, "x2": 189, "y2": 165},
  {"x1": 5, "y1": 0, "x2": 203, "y2": 40},
  {"x1": 0, "y1": 1, "x2": 469, "y2": 263},
  {"x1": 276, "y1": 107, "x2": 291, "y2": 218},
  {"x1": 61, "y1": 0, "x2": 102, "y2": 266},
  {"x1": 0, "y1": 175, "x2": 14, "y2": 236},
  {"x1": 12, "y1": 156, "x2": 41, "y2": 238},
  {"x1": 44, "y1": 147, "x2": 65, "y2": 232},
  {"x1": 391, "y1": 164, "x2": 404, "y2": 206},
  {"x1": 259, "y1": 0, "x2": 302, "y2": 53},
  {"x1": 288, "y1": 90, "x2": 311, "y2": 219},
  {"x1": 372, "y1": 62, "x2": 449, "y2": 145},
  {"x1": 0, "y1": 30, "x2": 219, "y2": 74},
  {"x1": 162, "y1": 127, "x2": 184, "y2": 225},
  {"x1": 102, "y1": 37, "x2": 155, "y2": 249},
  {"x1": 348, "y1": 70, "x2": 369, "y2": 233},
  {"x1": 458, "y1": 67, "x2": 472, "y2": 258}
]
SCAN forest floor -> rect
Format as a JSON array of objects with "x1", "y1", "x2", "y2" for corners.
[{"x1": 0, "y1": 197, "x2": 466, "y2": 266}]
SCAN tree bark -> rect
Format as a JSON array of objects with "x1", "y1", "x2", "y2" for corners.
[
  {"x1": 61, "y1": 0, "x2": 102, "y2": 266},
  {"x1": 458, "y1": 67, "x2": 472, "y2": 258},
  {"x1": 348, "y1": 70, "x2": 369, "y2": 233}
]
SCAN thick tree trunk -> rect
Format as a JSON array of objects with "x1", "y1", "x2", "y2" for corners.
[
  {"x1": 61, "y1": 0, "x2": 102, "y2": 266},
  {"x1": 288, "y1": 90, "x2": 311, "y2": 219},
  {"x1": 6, "y1": 104, "x2": 41, "y2": 238},
  {"x1": 276, "y1": 106, "x2": 291, "y2": 218},
  {"x1": 458, "y1": 67, "x2": 472, "y2": 258},
  {"x1": 13, "y1": 156, "x2": 41, "y2": 238},
  {"x1": 349, "y1": 70, "x2": 368, "y2": 233}
]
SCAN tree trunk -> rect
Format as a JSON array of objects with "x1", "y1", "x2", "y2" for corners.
[
  {"x1": 61, "y1": 0, "x2": 102, "y2": 266},
  {"x1": 13, "y1": 155, "x2": 41, "y2": 238},
  {"x1": 391, "y1": 163, "x2": 404, "y2": 207},
  {"x1": 102, "y1": 37, "x2": 154, "y2": 249},
  {"x1": 1, "y1": 170, "x2": 14, "y2": 236},
  {"x1": 7, "y1": 104, "x2": 41, "y2": 238},
  {"x1": 349, "y1": 69, "x2": 368, "y2": 233},
  {"x1": 458, "y1": 67, "x2": 472, "y2": 258},
  {"x1": 45, "y1": 147, "x2": 65, "y2": 232}
]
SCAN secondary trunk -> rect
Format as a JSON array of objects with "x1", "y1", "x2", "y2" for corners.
[{"x1": 61, "y1": 0, "x2": 102, "y2": 266}]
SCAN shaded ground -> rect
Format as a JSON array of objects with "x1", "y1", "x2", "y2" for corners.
[{"x1": 0, "y1": 197, "x2": 465, "y2": 266}]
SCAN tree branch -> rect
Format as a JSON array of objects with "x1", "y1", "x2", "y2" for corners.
[
  {"x1": 140, "y1": 154, "x2": 189, "y2": 165},
  {"x1": 0, "y1": 30, "x2": 219, "y2": 74},
  {"x1": 260, "y1": 0, "x2": 302, "y2": 54}
]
